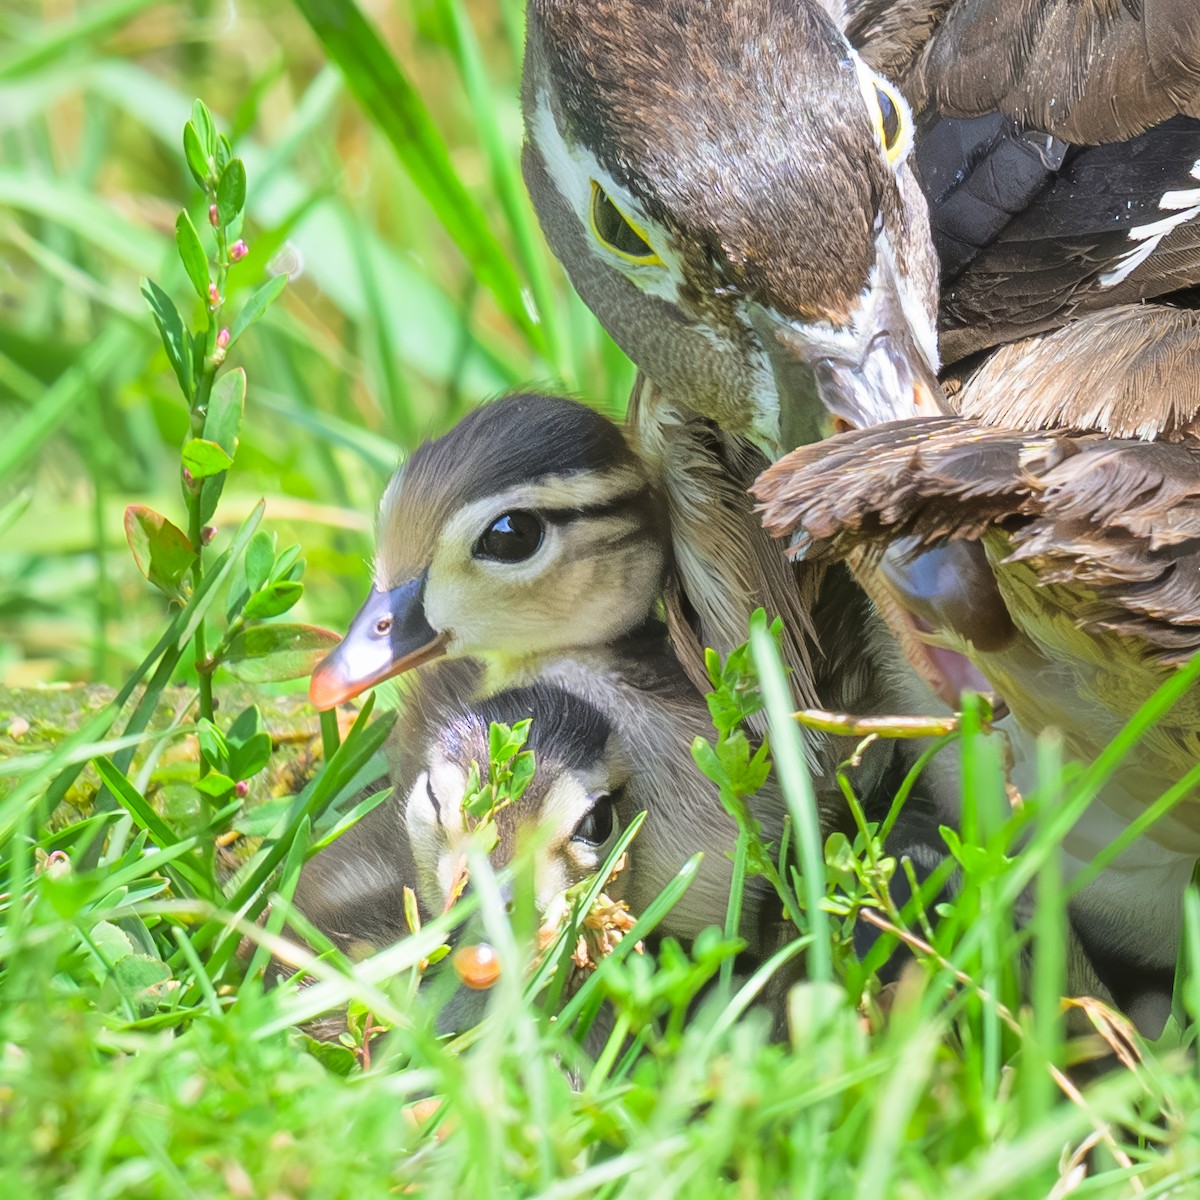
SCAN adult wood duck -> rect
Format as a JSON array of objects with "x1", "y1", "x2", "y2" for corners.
[{"x1": 522, "y1": 0, "x2": 1200, "y2": 436}]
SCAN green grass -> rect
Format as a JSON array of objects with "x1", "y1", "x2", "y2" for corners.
[{"x1": 3, "y1": 1, "x2": 1200, "y2": 1196}]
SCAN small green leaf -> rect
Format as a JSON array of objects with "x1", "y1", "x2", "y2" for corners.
[
  {"x1": 215, "y1": 133, "x2": 232, "y2": 175},
  {"x1": 197, "y1": 718, "x2": 231, "y2": 772},
  {"x1": 245, "y1": 530, "x2": 275, "y2": 593},
  {"x1": 141, "y1": 278, "x2": 192, "y2": 402},
  {"x1": 228, "y1": 732, "x2": 272, "y2": 782},
  {"x1": 233, "y1": 796, "x2": 292, "y2": 838},
  {"x1": 91, "y1": 920, "x2": 136, "y2": 967},
  {"x1": 690, "y1": 737, "x2": 725, "y2": 788},
  {"x1": 243, "y1": 580, "x2": 304, "y2": 621},
  {"x1": 227, "y1": 705, "x2": 264, "y2": 747},
  {"x1": 228, "y1": 274, "x2": 286, "y2": 347},
  {"x1": 217, "y1": 159, "x2": 247, "y2": 226},
  {"x1": 196, "y1": 771, "x2": 236, "y2": 800},
  {"x1": 270, "y1": 545, "x2": 304, "y2": 584},
  {"x1": 191, "y1": 98, "x2": 217, "y2": 157},
  {"x1": 223, "y1": 623, "x2": 342, "y2": 683},
  {"x1": 182, "y1": 121, "x2": 210, "y2": 189},
  {"x1": 174, "y1": 210, "x2": 210, "y2": 301},
  {"x1": 510, "y1": 751, "x2": 536, "y2": 802},
  {"x1": 108, "y1": 955, "x2": 174, "y2": 1016},
  {"x1": 124, "y1": 505, "x2": 195, "y2": 602},
  {"x1": 182, "y1": 438, "x2": 234, "y2": 480}
]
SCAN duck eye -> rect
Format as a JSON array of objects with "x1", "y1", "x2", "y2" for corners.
[
  {"x1": 571, "y1": 793, "x2": 615, "y2": 846},
  {"x1": 589, "y1": 181, "x2": 663, "y2": 265},
  {"x1": 473, "y1": 510, "x2": 544, "y2": 563},
  {"x1": 872, "y1": 81, "x2": 908, "y2": 164}
]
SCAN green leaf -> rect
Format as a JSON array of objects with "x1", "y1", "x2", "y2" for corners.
[
  {"x1": 140, "y1": 277, "x2": 192, "y2": 401},
  {"x1": 216, "y1": 158, "x2": 247, "y2": 225},
  {"x1": 292, "y1": 0, "x2": 543, "y2": 350},
  {"x1": 182, "y1": 120, "x2": 210, "y2": 189},
  {"x1": 201, "y1": 366, "x2": 245, "y2": 450},
  {"x1": 245, "y1": 530, "x2": 275, "y2": 592},
  {"x1": 191, "y1": 98, "x2": 217, "y2": 158},
  {"x1": 107, "y1": 954, "x2": 173, "y2": 1017},
  {"x1": 174, "y1": 209, "x2": 210, "y2": 301},
  {"x1": 197, "y1": 718, "x2": 230, "y2": 773},
  {"x1": 228, "y1": 274, "x2": 287, "y2": 347},
  {"x1": 227, "y1": 705, "x2": 264, "y2": 747},
  {"x1": 182, "y1": 437, "x2": 234, "y2": 480},
  {"x1": 228, "y1": 732, "x2": 272, "y2": 782},
  {"x1": 195, "y1": 771, "x2": 236, "y2": 800},
  {"x1": 223, "y1": 623, "x2": 341, "y2": 683},
  {"x1": 90, "y1": 920, "x2": 136, "y2": 967},
  {"x1": 215, "y1": 132, "x2": 232, "y2": 175},
  {"x1": 123, "y1": 504, "x2": 195, "y2": 602},
  {"x1": 243, "y1": 580, "x2": 304, "y2": 620},
  {"x1": 270, "y1": 544, "x2": 304, "y2": 584},
  {"x1": 198, "y1": 368, "x2": 246, "y2": 525},
  {"x1": 233, "y1": 795, "x2": 292, "y2": 838}
]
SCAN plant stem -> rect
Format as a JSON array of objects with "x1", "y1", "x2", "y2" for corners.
[
  {"x1": 189, "y1": 191, "x2": 232, "y2": 765},
  {"x1": 720, "y1": 819, "x2": 750, "y2": 991}
]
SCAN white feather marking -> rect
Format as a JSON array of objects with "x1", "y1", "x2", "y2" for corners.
[{"x1": 1100, "y1": 160, "x2": 1200, "y2": 287}]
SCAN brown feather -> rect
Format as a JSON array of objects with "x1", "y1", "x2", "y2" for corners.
[
  {"x1": 753, "y1": 416, "x2": 1200, "y2": 661},
  {"x1": 846, "y1": 0, "x2": 1200, "y2": 142},
  {"x1": 953, "y1": 305, "x2": 1200, "y2": 441}
]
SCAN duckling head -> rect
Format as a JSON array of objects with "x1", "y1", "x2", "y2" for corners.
[
  {"x1": 404, "y1": 683, "x2": 631, "y2": 917},
  {"x1": 310, "y1": 393, "x2": 668, "y2": 709},
  {"x1": 521, "y1": 0, "x2": 944, "y2": 449}
]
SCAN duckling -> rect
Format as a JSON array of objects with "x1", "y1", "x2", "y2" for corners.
[
  {"x1": 296, "y1": 676, "x2": 636, "y2": 957},
  {"x1": 309, "y1": 394, "x2": 793, "y2": 948}
]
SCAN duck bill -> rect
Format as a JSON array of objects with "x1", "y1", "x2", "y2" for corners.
[
  {"x1": 810, "y1": 331, "x2": 946, "y2": 431},
  {"x1": 309, "y1": 572, "x2": 448, "y2": 710},
  {"x1": 750, "y1": 294, "x2": 945, "y2": 446}
]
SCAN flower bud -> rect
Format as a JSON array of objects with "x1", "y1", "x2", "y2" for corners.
[
  {"x1": 182, "y1": 467, "x2": 195, "y2": 488},
  {"x1": 208, "y1": 282, "x2": 220, "y2": 307},
  {"x1": 209, "y1": 204, "x2": 219, "y2": 227},
  {"x1": 235, "y1": 780, "x2": 249, "y2": 798},
  {"x1": 229, "y1": 240, "x2": 248, "y2": 263},
  {"x1": 201, "y1": 525, "x2": 217, "y2": 545},
  {"x1": 217, "y1": 328, "x2": 230, "y2": 350}
]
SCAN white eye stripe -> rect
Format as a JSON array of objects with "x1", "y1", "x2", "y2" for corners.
[{"x1": 531, "y1": 87, "x2": 685, "y2": 304}]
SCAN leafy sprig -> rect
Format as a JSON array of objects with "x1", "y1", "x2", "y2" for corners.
[{"x1": 133, "y1": 100, "x2": 337, "y2": 795}]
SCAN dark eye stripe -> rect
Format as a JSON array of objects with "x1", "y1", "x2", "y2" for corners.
[
  {"x1": 425, "y1": 773, "x2": 442, "y2": 823},
  {"x1": 534, "y1": 482, "x2": 657, "y2": 526}
]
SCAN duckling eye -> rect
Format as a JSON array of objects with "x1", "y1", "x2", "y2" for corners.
[
  {"x1": 571, "y1": 793, "x2": 615, "y2": 846},
  {"x1": 589, "y1": 181, "x2": 663, "y2": 266},
  {"x1": 871, "y1": 81, "x2": 908, "y2": 164},
  {"x1": 473, "y1": 510, "x2": 544, "y2": 563}
]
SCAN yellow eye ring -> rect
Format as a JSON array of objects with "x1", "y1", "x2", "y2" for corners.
[
  {"x1": 869, "y1": 77, "x2": 910, "y2": 166},
  {"x1": 589, "y1": 181, "x2": 663, "y2": 266}
]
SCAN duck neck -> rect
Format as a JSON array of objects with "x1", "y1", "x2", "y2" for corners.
[{"x1": 628, "y1": 379, "x2": 824, "y2": 714}]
